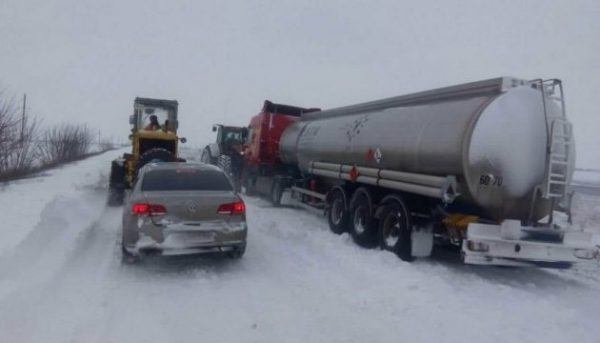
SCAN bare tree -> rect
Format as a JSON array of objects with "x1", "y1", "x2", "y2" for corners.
[
  {"x1": 0, "y1": 92, "x2": 39, "y2": 177},
  {"x1": 37, "y1": 124, "x2": 93, "y2": 165}
]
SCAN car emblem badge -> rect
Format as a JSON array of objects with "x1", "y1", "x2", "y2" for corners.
[{"x1": 187, "y1": 202, "x2": 198, "y2": 213}]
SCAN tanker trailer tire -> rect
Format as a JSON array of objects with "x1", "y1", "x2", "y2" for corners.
[
  {"x1": 349, "y1": 188, "x2": 379, "y2": 248},
  {"x1": 270, "y1": 177, "x2": 283, "y2": 207},
  {"x1": 378, "y1": 200, "x2": 414, "y2": 262},
  {"x1": 327, "y1": 189, "x2": 350, "y2": 235}
]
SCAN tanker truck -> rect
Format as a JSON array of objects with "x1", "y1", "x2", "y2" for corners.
[{"x1": 241, "y1": 77, "x2": 599, "y2": 268}]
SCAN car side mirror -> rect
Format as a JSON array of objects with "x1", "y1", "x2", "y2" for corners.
[
  {"x1": 180, "y1": 137, "x2": 187, "y2": 144},
  {"x1": 128, "y1": 134, "x2": 133, "y2": 140},
  {"x1": 212, "y1": 126, "x2": 217, "y2": 132}
]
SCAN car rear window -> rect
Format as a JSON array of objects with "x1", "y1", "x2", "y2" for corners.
[{"x1": 141, "y1": 168, "x2": 233, "y2": 191}]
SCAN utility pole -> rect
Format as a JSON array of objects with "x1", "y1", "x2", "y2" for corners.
[{"x1": 21, "y1": 94, "x2": 26, "y2": 143}]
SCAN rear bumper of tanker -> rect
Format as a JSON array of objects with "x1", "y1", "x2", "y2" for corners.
[{"x1": 462, "y1": 221, "x2": 600, "y2": 268}]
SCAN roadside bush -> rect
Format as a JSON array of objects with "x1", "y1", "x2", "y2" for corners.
[
  {"x1": 99, "y1": 139, "x2": 115, "y2": 152},
  {"x1": 1, "y1": 89, "x2": 107, "y2": 181},
  {"x1": 38, "y1": 124, "x2": 93, "y2": 165}
]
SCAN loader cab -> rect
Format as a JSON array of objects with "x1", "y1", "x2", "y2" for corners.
[{"x1": 130, "y1": 98, "x2": 179, "y2": 134}]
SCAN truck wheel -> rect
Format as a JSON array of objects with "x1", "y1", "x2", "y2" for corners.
[
  {"x1": 227, "y1": 243, "x2": 246, "y2": 259},
  {"x1": 349, "y1": 188, "x2": 378, "y2": 248},
  {"x1": 121, "y1": 242, "x2": 141, "y2": 264},
  {"x1": 107, "y1": 186, "x2": 125, "y2": 206},
  {"x1": 244, "y1": 174, "x2": 256, "y2": 196},
  {"x1": 378, "y1": 200, "x2": 414, "y2": 262},
  {"x1": 217, "y1": 154, "x2": 232, "y2": 177},
  {"x1": 137, "y1": 148, "x2": 176, "y2": 172},
  {"x1": 327, "y1": 189, "x2": 349, "y2": 234},
  {"x1": 270, "y1": 178, "x2": 283, "y2": 206},
  {"x1": 201, "y1": 147, "x2": 216, "y2": 165},
  {"x1": 107, "y1": 160, "x2": 126, "y2": 206}
]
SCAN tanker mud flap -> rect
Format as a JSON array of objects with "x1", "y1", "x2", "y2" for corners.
[{"x1": 462, "y1": 220, "x2": 600, "y2": 268}]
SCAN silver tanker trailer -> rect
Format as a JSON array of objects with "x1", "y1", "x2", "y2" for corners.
[{"x1": 244, "y1": 77, "x2": 599, "y2": 268}]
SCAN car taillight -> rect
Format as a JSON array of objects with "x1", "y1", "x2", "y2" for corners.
[
  {"x1": 131, "y1": 203, "x2": 168, "y2": 216},
  {"x1": 217, "y1": 201, "x2": 245, "y2": 215}
]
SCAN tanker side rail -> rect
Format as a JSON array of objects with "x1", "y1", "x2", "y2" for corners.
[{"x1": 308, "y1": 161, "x2": 458, "y2": 204}]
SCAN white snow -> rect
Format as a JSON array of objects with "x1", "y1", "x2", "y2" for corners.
[
  {"x1": 574, "y1": 169, "x2": 600, "y2": 186},
  {"x1": 0, "y1": 149, "x2": 599, "y2": 343}
]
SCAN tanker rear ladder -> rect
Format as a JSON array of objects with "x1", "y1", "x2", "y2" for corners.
[
  {"x1": 529, "y1": 79, "x2": 574, "y2": 224},
  {"x1": 546, "y1": 118, "x2": 573, "y2": 198}
]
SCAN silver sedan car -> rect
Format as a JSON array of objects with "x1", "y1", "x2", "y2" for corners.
[{"x1": 121, "y1": 162, "x2": 247, "y2": 261}]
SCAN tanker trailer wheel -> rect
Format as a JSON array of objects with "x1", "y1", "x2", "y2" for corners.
[
  {"x1": 349, "y1": 188, "x2": 379, "y2": 248},
  {"x1": 378, "y1": 200, "x2": 414, "y2": 262},
  {"x1": 243, "y1": 173, "x2": 257, "y2": 196},
  {"x1": 137, "y1": 148, "x2": 176, "y2": 172},
  {"x1": 270, "y1": 177, "x2": 283, "y2": 207},
  {"x1": 327, "y1": 189, "x2": 350, "y2": 234}
]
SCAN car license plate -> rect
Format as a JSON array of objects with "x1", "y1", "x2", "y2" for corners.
[{"x1": 179, "y1": 231, "x2": 214, "y2": 243}]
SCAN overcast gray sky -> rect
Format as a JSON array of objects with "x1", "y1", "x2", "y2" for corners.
[{"x1": 1, "y1": 0, "x2": 599, "y2": 167}]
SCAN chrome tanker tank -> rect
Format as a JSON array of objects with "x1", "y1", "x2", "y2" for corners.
[{"x1": 279, "y1": 78, "x2": 575, "y2": 221}]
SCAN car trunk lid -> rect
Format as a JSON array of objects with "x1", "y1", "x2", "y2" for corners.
[{"x1": 141, "y1": 190, "x2": 240, "y2": 222}]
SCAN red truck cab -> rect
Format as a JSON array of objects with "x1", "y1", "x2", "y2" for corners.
[
  {"x1": 245, "y1": 100, "x2": 319, "y2": 170},
  {"x1": 243, "y1": 101, "x2": 319, "y2": 196}
]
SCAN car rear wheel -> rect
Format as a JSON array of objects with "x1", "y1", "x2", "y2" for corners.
[
  {"x1": 227, "y1": 244, "x2": 246, "y2": 259},
  {"x1": 121, "y1": 243, "x2": 141, "y2": 264},
  {"x1": 107, "y1": 160, "x2": 126, "y2": 206}
]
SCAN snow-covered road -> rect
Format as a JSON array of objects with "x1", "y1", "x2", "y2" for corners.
[{"x1": 0, "y1": 149, "x2": 599, "y2": 343}]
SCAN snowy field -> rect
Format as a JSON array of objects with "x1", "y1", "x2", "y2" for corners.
[{"x1": 0, "y1": 148, "x2": 599, "y2": 343}]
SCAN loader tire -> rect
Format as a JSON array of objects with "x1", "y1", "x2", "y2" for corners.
[
  {"x1": 107, "y1": 160, "x2": 126, "y2": 206},
  {"x1": 107, "y1": 186, "x2": 125, "y2": 206}
]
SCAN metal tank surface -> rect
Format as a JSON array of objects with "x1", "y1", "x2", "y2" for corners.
[{"x1": 279, "y1": 77, "x2": 574, "y2": 221}]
